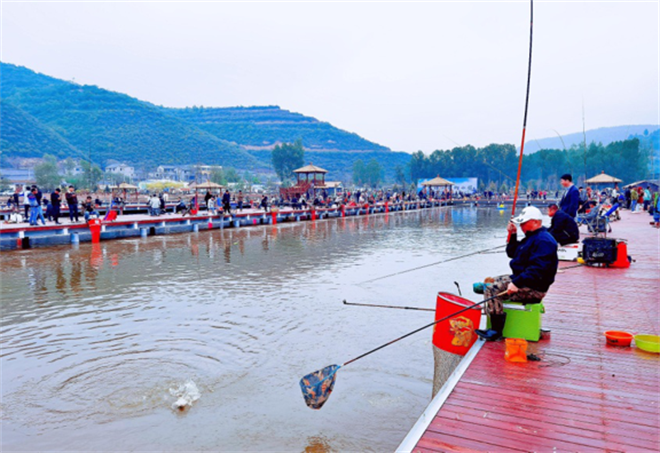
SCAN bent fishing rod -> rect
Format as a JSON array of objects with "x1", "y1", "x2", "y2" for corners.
[{"x1": 511, "y1": 0, "x2": 534, "y2": 219}]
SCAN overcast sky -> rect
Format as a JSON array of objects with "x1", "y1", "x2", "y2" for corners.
[{"x1": 2, "y1": 0, "x2": 658, "y2": 153}]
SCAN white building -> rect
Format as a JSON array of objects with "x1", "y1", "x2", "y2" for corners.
[{"x1": 106, "y1": 163, "x2": 135, "y2": 179}]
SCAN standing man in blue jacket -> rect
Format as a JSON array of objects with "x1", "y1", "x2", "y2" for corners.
[
  {"x1": 476, "y1": 206, "x2": 558, "y2": 341},
  {"x1": 559, "y1": 174, "x2": 580, "y2": 218}
]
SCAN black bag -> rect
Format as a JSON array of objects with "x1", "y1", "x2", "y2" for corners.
[{"x1": 582, "y1": 237, "x2": 617, "y2": 264}]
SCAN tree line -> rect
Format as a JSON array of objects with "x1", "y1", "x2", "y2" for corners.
[{"x1": 410, "y1": 138, "x2": 651, "y2": 191}]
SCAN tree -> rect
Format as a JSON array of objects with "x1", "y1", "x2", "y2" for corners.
[
  {"x1": 224, "y1": 167, "x2": 241, "y2": 183},
  {"x1": 352, "y1": 159, "x2": 365, "y2": 185},
  {"x1": 272, "y1": 139, "x2": 304, "y2": 183},
  {"x1": 210, "y1": 167, "x2": 227, "y2": 185},
  {"x1": 394, "y1": 164, "x2": 407, "y2": 186},
  {"x1": 35, "y1": 154, "x2": 61, "y2": 189},
  {"x1": 364, "y1": 159, "x2": 383, "y2": 188},
  {"x1": 81, "y1": 160, "x2": 102, "y2": 190},
  {"x1": 0, "y1": 171, "x2": 11, "y2": 192},
  {"x1": 63, "y1": 157, "x2": 76, "y2": 176}
]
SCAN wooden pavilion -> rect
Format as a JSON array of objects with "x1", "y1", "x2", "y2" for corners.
[
  {"x1": 585, "y1": 171, "x2": 622, "y2": 188},
  {"x1": 281, "y1": 164, "x2": 328, "y2": 199}
]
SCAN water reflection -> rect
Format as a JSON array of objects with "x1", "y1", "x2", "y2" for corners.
[{"x1": 1, "y1": 207, "x2": 509, "y2": 452}]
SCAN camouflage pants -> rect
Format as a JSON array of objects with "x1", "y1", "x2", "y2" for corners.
[{"x1": 484, "y1": 274, "x2": 546, "y2": 315}]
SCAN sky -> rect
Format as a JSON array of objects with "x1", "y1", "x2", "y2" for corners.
[{"x1": 1, "y1": 0, "x2": 658, "y2": 153}]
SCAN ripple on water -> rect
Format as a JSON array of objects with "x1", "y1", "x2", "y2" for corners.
[{"x1": 2, "y1": 352, "x2": 246, "y2": 430}]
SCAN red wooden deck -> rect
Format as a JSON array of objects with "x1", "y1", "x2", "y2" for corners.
[{"x1": 408, "y1": 210, "x2": 660, "y2": 452}]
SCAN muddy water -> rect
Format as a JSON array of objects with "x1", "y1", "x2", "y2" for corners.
[{"x1": 1, "y1": 207, "x2": 510, "y2": 452}]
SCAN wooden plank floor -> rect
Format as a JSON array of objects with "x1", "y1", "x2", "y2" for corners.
[{"x1": 414, "y1": 210, "x2": 660, "y2": 452}]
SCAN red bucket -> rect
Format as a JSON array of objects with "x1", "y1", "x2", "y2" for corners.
[
  {"x1": 432, "y1": 292, "x2": 482, "y2": 356},
  {"x1": 88, "y1": 218, "x2": 102, "y2": 243}
]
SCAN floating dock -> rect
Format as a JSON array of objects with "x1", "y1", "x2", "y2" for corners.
[
  {"x1": 398, "y1": 210, "x2": 660, "y2": 452},
  {"x1": 1, "y1": 200, "x2": 449, "y2": 251}
]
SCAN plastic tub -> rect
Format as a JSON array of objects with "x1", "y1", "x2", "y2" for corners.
[
  {"x1": 634, "y1": 334, "x2": 660, "y2": 353},
  {"x1": 604, "y1": 331, "x2": 633, "y2": 347}
]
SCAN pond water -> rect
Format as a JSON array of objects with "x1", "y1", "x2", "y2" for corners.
[{"x1": 1, "y1": 207, "x2": 511, "y2": 452}]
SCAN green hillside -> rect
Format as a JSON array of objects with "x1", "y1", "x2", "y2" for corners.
[
  {"x1": 166, "y1": 106, "x2": 390, "y2": 152},
  {"x1": 0, "y1": 62, "x2": 261, "y2": 169},
  {"x1": 0, "y1": 62, "x2": 409, "y2": 180},
  {"x1": 0, "y1": 99, "x2": 84, "y2": 165}
]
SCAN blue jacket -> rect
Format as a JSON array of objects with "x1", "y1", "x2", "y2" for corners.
[
  {"x1": 548, "y1": 209, "x2": 580, "y2": 245},
  {"x1": 559, "y1": 185, "x2": 580, "y2": 218},
  {"x1": 506, "y1": 227, "x2": 558, "y2": 292}
]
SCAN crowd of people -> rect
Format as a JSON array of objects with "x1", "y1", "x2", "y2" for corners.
[
  {"x1": 4, "y1": 185, "x2": 103, "y2": 226},
  {"x1": 4, "y1": 178, "x2": 659, "y2": 230}
]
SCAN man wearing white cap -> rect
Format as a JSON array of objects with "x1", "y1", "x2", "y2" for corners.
[{"x1": 476, "y1": 206, "x2": 559, "y2": 341}]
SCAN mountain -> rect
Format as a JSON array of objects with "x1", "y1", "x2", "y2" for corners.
[
  {"x1": 166, "y1": 106, "x2": 390, "y2": 152},
  {"x1": 0, "y1": 62, "x2": 261, "y2": 169},
  {"x1": 0, "y1": 100, "x2": 84, "y2": 165},
  {"x1": 525, "y1": 125, "x2": 659, "y2": 154},
  {"x1": 1, "y1": 62, "x2": 402, "y2": 180}
]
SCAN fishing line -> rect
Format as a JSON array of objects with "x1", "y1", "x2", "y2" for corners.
[{"x1": 358, "y1": 244, "x2": 507, "y2": 285}]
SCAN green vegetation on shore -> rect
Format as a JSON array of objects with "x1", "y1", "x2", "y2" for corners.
[{"x1": 410, "y1": 139, "x2": 652, "y2": 189}]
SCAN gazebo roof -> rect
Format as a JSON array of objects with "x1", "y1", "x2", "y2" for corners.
[
  {"x1": 118, "y1": 182, "x2": 139, "y2": 189},
  {"x1": 421, "y1": 175, "x2": 454, "y2": 187},
  {"x1": 294, "y1": 164, "x2": 328, "y2": 174},
  {"x1": 190, "y1": 181, "x2": 223, "y2": 189},
  {"x1": 585, "y1": 171, "x2": 622, "y2": 184}
]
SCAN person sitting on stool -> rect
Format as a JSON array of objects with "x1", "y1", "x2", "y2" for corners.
[
  {"x1": 547, "y1": 203, "x2": 579, "y2": 245},
  {"x1": 476, "y1": 206, "x2": 558, "y2": 341}
]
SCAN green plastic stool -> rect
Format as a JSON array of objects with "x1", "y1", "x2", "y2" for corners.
[{"x1": 488, "y1": 301, "x2": 545, "y2": 342}]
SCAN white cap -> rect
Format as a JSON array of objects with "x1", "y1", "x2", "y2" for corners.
[{"x1": 512, "y1": 206, "x2": 543, "y2": 224}]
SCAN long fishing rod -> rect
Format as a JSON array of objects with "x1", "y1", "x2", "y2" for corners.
[
  {"x1": 343, "y1": 292, "x2": 506, "y2": 366},
  {"x1": 511, "y1": 0, "x2": 534, "y2": 219},
  {"x1": 343, "y1": 300, "x2": 434, "y2": 312},
  {"x1": 358, "y1": 244, "x2": 506, "y2": 285}
]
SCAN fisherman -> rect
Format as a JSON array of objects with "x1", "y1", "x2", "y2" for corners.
[
  {"x1": 222, "y1": 189, "x2": 232, "y2": 215},
  {"x1": 82, "y1": 196, "x2": 100, "y2": 222},
  {"x1": 475, "y1": 206, "x2": 558, "y2": 341},
  {"x1": 49, "y1": 188, "x2": 62, "y2": 225},
  {"x1": 237, "y1": 190, "x2": 244, "y2": 211},
  {"x1": 65, "y1": 186, "x2": 80, "y2": 223},
  {"x1": 547, "y1": 203, "x2": 579, "y2": 245},
  {"x1": 559, "y1": 174, "x2": 580, "y2": 218}
]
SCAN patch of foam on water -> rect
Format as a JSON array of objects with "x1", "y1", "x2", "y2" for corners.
[{"x1": 169, "y1": 379, "x2": 201, "y2": 411}]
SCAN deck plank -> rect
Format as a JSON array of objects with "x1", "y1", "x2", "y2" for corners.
[{"x1": 410, "y1": 210, "x2": 660, "y2": 452}]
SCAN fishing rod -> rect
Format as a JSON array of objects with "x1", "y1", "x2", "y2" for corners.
[
  {"x1": 358, "y1": 244, "x2": 507, "y2": 285},
  {"x1": 343, "y1": 300, "x2": 434, "y2": 312},
  {"x1": 510, "y1": 0, "x2": 534, "y2": 220},
  {"x1": 300, "y1": 291, "x2": 507, "y2": 409},
  {"x1": 343, "y1": 292, "x2": 506, "y2": 366}
]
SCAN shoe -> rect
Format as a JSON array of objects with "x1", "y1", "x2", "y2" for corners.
[
  {"x1": 475, "y1": 329, "x2": 501, "y2": 341},
  {"x1": 475, "y1": 313, "x2": 507, "y2": 342}
]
